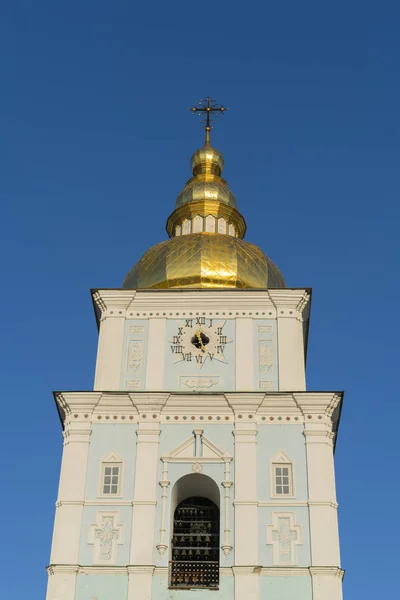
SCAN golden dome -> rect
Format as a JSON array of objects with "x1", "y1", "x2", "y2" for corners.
[
  {"x1": 123, "y1": 233, "x2": 285, "y2": 289},
  {"x1": 175, "y1": 145, "x2": 237, "y2": 209},
  {"x1": 123, "y1": 97, "x2": 285, "y2": 290},
  {"x1": 191, "y1": 145, "x2": 224, "y2": 176}
]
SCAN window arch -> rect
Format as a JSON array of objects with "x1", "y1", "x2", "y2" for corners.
[{"x1": 170, "y1": 496, "x2": 219, "y2": 589}]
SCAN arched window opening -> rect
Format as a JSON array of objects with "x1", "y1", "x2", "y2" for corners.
[{"x1": 170, "y1": 496, "x2": 219, "y2": 589}]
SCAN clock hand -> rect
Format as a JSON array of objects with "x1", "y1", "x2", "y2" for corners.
[{"x1": 195, "y1": 329, "x2": 206, "y2": 352}]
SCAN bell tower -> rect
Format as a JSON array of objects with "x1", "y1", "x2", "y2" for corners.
[{"x1": 46, "y1": 98, "x2": 344, "y2": 600}]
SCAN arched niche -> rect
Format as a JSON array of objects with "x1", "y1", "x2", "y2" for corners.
[
  {"x1": 171, "y1": 473, "x2": 220, "y2": 515},
  {"x1": 169, "y1": 474, "x2": 220, "y2": 589}
]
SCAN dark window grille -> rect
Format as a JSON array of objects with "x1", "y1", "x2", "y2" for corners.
[{"x1": 169, "y1": 497, "x2": 219, "y2": 589}]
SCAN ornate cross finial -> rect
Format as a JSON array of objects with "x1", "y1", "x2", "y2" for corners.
[{"x1": 189, "y1": 96, "x2": 229, "y2": 145}]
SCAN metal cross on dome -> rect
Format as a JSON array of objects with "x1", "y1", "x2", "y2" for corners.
[{"x1": 189, "y1": 96, "x2": 229, "y2": 144}]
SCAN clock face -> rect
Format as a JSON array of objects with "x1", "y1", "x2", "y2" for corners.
[{"x1": 170, "y1": 317, "x2": 232, "y2": 367}]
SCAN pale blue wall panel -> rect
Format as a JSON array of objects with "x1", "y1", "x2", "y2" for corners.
[
  {"x1": 259, "y1": 575, "x2": 312, "y2": 600},
  {"x1": 84, "y1": 424, "x2": 137, "y2": 500},
  {"x1": 152, "y1": 574, "x2": 234, "y2": 600},
  {"x1": 256, "y1": 424, "x2": 308, "y2": 501},
  {"x1": 258, "y1": 506, "x2": 311, "y2": 566},
  {"x1": 75, "y1": 574, "x2": 128, "y2": 600}
]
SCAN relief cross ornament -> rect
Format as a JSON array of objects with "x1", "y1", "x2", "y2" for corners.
[
  {"x1": 266, "y1": 513, "x2": 302, "y2": 566},
  {"x1": 89, "y1": 512, "x2": 123, "y2": 564}
]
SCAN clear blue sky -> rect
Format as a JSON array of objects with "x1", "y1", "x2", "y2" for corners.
[{"x1": 1, "y1": 1, "x2": 399, "y2": 598}]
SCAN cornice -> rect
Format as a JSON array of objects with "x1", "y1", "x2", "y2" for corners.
[
  {"x1": 91, "y1": 288, "x2": 312, "y2": 325},
  {"x1": 54, "y1": 391, "x2": 343, "y2": 437}
]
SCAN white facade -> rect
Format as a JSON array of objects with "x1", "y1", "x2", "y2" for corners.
[{"x1": 46, "y1": 287, "x2": 344, "y2": 600}]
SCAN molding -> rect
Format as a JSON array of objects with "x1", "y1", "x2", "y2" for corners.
[
  {"x1": 55, "y1": 500, "x2": 85, "y2": 508},
  {"x1": 309, "y1": 501, "x2": 338, "y2": 509},
  {"x1": 54, "y1": 497, "x2": 336, "y2": 508},
  {"x1": 127, "y1": 566, "x2": 155, "y2": 575},
  {"x1": 259, "y1": 501, "x2": 307, "y2": 507},
  {"x1": 310, "y1": 566, "x2": 345, "y2": 579},
  {"x1": 260, "y1": 567, "x2": 311, "y2": 576},
  {"x1": 270, "y1": 449, "x2": 292, "y2": 464},
  {"x1": 232, "y1": 566, "x2": 312, "y2": 576},
  {"x1": 79, "y1": 566, "x2": 128, "y2": 575},
  {"x1": 162, "y1": 429, "x2": 232, "y2": 464},
  {"x1": 101, "y1": 450, "x2": 123, "y2": 463},
  {"x1": 46, "y1": 565, "x2": 79, "y2": 575},
  {"x1": 57, "y1": 500, "x2": 132, "y2": 506},
  {"x1": 47, "y1": 563, "x2": 323, "y2": 578}
]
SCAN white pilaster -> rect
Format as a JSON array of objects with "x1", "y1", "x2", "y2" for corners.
[
  {"x1": 145, "y1": 318, "x2": 166, "y2": 390},
  {"x1": 233, "y1": 567, "x2": 260, "y2": 600},
  {"x1": 50, "y1": 394, "x2": 96, "y2": 567},
  {"x1": 92, "y1": 290, "x2": 134, "y2": 390},
  {"x1": 128, "y1": 566, "x2": 154, "y2": 600},
  {"x1": 94, "y1": 315, "x2": 126, "y2": 390},
  {"x1": 296, "y1": 393, "x2": 342, "y2": 571},
  {"x1": 277, "y1": 315, "x2": 306, "y2": 391},
  {"x1": 235, "y1": 318, "x2": 254, "y2": 390},
  {"x1": 305, "y1": 428, "x2": 340, "y2": 567},
  {"x1": 232, "y1": 417, "x2": 258, "y2": 564},
  {"x1": 45, "y1": 566, "x2": 78, "y2": 600},
  {"x1": 128, "y1": 403, "x2": 162, "y2": 600},
  {"x1": 311, "y1": 567, "x2": 344, "y2": 600}
]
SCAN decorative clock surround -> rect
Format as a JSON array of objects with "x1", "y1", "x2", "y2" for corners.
[
  {"x1": 169, "y1": 317, "x2": 232, "y2": 366},
  {"x1": 164, "y1": 316, "x2": 236, "y2": 391}
]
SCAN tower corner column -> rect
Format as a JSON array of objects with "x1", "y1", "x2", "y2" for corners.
[
  {"x1": 230, "y1": 397, "x2": 260, "y2": 600},
  {"x1": 46, "y1": 393, "x2": 99, "y2": 600},
  {"x1": 127, "y1": 400, "x2": 164, "y2": 600}
]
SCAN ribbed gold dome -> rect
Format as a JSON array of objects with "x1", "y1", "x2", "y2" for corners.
[
  {"x1": 123, "y1": 233, "x2": 285, "y2": 289},
  {"x1": 123, "y1": 100, "x2": 285, "y2": 290}
]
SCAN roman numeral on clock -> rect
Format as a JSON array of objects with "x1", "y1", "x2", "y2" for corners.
[{"x1": 171, "y1": 345, "x2": 183, "y2": 354}]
